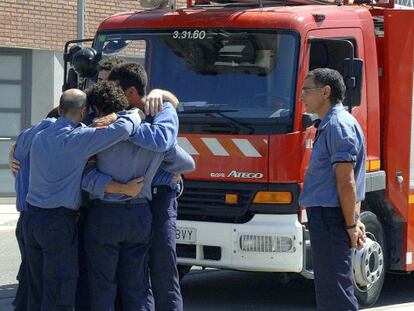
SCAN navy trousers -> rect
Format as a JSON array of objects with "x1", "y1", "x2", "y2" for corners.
[
  {"x1": 307, "y1": 206, "x2": 358, "y2": 311},
  {"x1": 13, "y1": 212, "x2": 28, "y2": 311},
  {"x1": 75, "y1": 207, "x2": 90, "y2": 311},
  {"x1": 148, "y1": 186, "x2": 183, "y2": 311},
  {"x1": 24, "y1": 206, "x2": 78, "y2": 311},
  {"x1": 84, "y1": 201, "x2": 152, "y2": 311}
]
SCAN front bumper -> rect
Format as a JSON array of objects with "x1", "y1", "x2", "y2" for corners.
[{"x1": 176, "y1": 214, "x2": 304, "y2": 273}]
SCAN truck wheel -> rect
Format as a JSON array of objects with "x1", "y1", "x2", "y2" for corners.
[
  {"x1": 178, "y1": 265, "x2": 191, "y2": 282},
  {"x1": 353, "y1": 211, "x2": 386, "y2": 307}
]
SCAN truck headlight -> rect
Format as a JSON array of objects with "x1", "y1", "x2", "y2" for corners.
[{"x1": 239, "y1": 235, "x2": 294, "y2": 253}]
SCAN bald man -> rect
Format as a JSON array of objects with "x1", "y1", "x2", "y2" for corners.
[{"x1": 23, "y1": 89, "x2": 142, "y2": 311}]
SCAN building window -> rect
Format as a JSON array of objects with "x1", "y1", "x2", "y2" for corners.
[{"x1": 0, "y1": 49, "x2": 31, "y2": 197}]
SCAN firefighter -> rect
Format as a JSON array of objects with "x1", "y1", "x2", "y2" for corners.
[
  {"x1": 23, "y1": 88, "x2": 142, "y2": 311},
  {"x1": 299, "y1": 68, "x2": 366, "y2": 311},
  {"x1": 97, "y1": 56, "x2": 126, "y2": 81},
  {"x1": 81, "y1": 80, "x2": 194, "y2": 311},
  {"x1": 108, "y1": 63, "x2": 185, "y2": 311},
  {"x1": 8, "y1": 116, "x2": 56, "y2": 311}
]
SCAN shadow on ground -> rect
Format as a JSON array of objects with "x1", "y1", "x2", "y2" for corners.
[
  {"x1": 181, "y1": 269, "x2": 414, "y2": 311},
  {"x1": 373, "y1": 273, "x2": 414, "y2": 307},
  {"x1": 182, "y1": 269, "x2": 316, "y2": 311},
  {"x1": 0, "y1": 284, "x2": 16, "y2": 300},
  {"x1": 0, "y1": 271, "x2": 413, "y2": 311},
  {"x1": 0, "y1": 284, "x2": 16, "y2": 311}
]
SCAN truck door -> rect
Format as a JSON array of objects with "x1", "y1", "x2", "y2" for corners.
[{"x1": 303, "y1": 28, "x2": 368, "y2": 154}]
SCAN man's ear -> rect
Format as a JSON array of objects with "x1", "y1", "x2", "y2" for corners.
[
  {"x1": 322, "y1": 85, "x2": 331, "y2": 100},
  {"x1": 128, "y1": 86, "x2": 141, "y2": 98},
  {"x1": 125, "y1": 86, "x2": 141, "y2": 103},
  {"x1": 80, "y1": 105, "x2": 88, "y2": 120},
  {"x1": 57, "y1": 106, "x2": 62, "y2": 117}
]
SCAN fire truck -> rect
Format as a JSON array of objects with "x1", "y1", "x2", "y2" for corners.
[{"x1": 65, "y1": 0, "x2": 414, "y2": 306}]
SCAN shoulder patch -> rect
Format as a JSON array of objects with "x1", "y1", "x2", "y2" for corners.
[{"x1": 95, "y1": 125, "x2": 109, "y2": 129}]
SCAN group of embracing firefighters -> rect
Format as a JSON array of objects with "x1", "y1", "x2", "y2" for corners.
[{"x1": 8, "y1": 55, "x2": 366, "y2": 311}]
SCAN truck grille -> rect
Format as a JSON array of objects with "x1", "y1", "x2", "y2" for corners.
[{"x1": 177, "y1": 181, "x2": 266, "y2": 223}]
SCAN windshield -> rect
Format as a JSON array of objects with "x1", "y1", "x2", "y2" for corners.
[{"x1": 94, "y1": 29, "x2": 299, "y2": 134}]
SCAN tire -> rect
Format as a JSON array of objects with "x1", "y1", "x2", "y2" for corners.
[
  {"x1": 353, "y1": 211, "x2": 386, "y2": 308},
  {"x1": 177, "y1": 265, "x2": 191, "y2": 283}
]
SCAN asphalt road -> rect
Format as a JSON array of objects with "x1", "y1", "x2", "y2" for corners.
[{"x1": 1, "y1": 228, "x2": 414, "y2": 311}]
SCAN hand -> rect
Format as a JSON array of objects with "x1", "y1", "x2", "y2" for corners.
[
  {"x1": 122, "y1": 177, "x2": 144, "y2": 197},
  {"x1": 8, "y1": 143, "x2": 20, "y2": 177},
  {"x1": 145, "y1": 89, "x2": 164, "y2": 116},
  {"x1": 92, "y1": 113, "x2": 117, "y2": 127},
  {"x1": 356, "y1": 220, "x2": 366, "y2": 248},
  {"x1": 347, "y1": 224, "x2": 365, "y2": 250},
  {"x1": 172, "y1": 174, "x2": 181, "y2": 184}
]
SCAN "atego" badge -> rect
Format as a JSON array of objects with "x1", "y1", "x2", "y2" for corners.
[{"x1": 227, "y1": 170, "x2": 264, "y2": 179}]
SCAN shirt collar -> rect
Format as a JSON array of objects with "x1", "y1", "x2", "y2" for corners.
[
  {"x1": 56, "y1": 117, "x2": 79, "y2": 128},
  {"x1": 317, "y1": 102, "x2": 344, "y2": 130}
]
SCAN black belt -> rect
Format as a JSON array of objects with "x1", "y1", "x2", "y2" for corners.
[
  {"x1": 152, "y1": 185, "x2": 175, "y2": 194},
  {"x1": 27, "y1": 205, "x2": 77, "y2": 216},
  {"x1": 93, "y1": 197, "x2": 148, "y2": 205}
]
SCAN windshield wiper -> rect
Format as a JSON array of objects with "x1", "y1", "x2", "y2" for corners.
[{"x1": 179, "y1": 108, "x2": 254, "y2": 134}]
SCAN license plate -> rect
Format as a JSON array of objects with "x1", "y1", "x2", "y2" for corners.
[{"x1": 176, "y1": 227, "x2": 196, "y2": 244}]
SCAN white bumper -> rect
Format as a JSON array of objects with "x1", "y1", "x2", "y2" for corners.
[{"x1": 176, "y1": 214, "x2": 304, "y2": 273}]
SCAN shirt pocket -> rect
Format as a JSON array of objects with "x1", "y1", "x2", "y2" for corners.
[{"x1": 307, "y1": 151, "x2": 331, "y2": 177}]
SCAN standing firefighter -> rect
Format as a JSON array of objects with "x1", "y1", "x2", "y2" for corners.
[{"x1": 299, "y1": 68, "x2": 366, "y2": 311}]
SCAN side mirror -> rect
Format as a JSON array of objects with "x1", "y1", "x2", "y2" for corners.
[
  {"x1": 342, "y1": 58, "x2": 363, "y2": 108},
  {"x1": 302, "y1": 113, "x2": 318, "y2": 129},
  {"x1": 72, "y1": 48, "x2": 101, "y2": 78},
  {"x1": 62, "y1": 68, "x2": 78, "y2": 91},
  {"x1": 64, "y1": 45, "x2": 82, "y2": 64}
]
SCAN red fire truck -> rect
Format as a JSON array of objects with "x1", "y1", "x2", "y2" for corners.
[{"x1": 65, "y1": 0, "x2": 414, "y2": 306}]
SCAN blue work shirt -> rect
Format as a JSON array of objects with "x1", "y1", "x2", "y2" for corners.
[
  {"x1": 82, "y1": 143, "x2": 195, "y2": 201},
  {"x1": 131, "y1": 102, "x2": 180, "y2": 190},
  {"x1": 14, "y1": 118, "x2": 56, "y2": 212},
  {"x1": 26, "y1": 112, "x2": 141, "y2": 211},
  {"x1": 299, "y1": 103, "x2": 366, "y2": 208}
]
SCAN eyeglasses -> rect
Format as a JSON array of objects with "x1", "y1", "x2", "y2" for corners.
[{"x1": 301, "y1": 87, "x2": 323, "y2": 96}]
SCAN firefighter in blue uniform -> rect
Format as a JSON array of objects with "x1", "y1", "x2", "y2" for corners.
[
  {"x1": 299, "y1": 68, "x2": 366, "y2": 311},
  {"x1": 10, "y1": 117, "x2": 56, "y2": 311},
  {"x1": 81, "y1": 80, "x2": 194, "y2": 310},
  {"x1": 23, "y1": 88, "x2": 142, "y2": 311},
  {"x1": 108, "y1": 63, "x2": 186, "y2": 311}
]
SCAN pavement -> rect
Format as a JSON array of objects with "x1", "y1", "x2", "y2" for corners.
[
  {"x1": 1, "y1": 203, "x2": 414, "y2": 311},
  {"x1": 0, "y1": 204, "x2": 18, "y2": 230}
]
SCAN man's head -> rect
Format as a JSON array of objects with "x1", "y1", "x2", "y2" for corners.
[
  {"x1": 58, "y1": 89, "x2": 88, "y2": 122},
  {"x1": 108, "y1": 62, "x2": 148, "y2": 109},
  {"x1": 86, "y1": 80, "x2": 129, "y2": 116},
  {"x1": 301, "y1": 68, "x2": 346, "y2": 117},
  {"x1": 97, "y1": 56, "x2": 126, "y2": 81}
]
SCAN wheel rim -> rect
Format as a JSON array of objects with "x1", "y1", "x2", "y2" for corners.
[{"x1": 352, "y1": 233, "x2": 384, "y2": 292}]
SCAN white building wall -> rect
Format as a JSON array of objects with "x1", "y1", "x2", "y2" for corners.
[{"x1": 31, "y1": 50, "x2": 64, "y2": 124}]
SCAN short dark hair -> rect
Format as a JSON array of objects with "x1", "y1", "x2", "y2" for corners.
[
  {"x1": 306, "y1": 68, "x2": 346, "y2": 104},
  {"x1": 98, "y1": 56, "x2": 126, "y2": 72},
  {"x1": 108, "y1": 62, "x2": 147, "y2": 97},
  {"x1": 46, "y1": 107, "x2": 60, "y2": 118},
  {"x1": 86, "y1": 81, "x2": 129, "y2": 114},
  {"x1": 59, "y1": 89, "x2": 87, "y2": 116}
]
